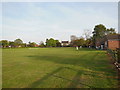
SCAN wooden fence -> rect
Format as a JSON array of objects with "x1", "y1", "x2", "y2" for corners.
[
  {"x1": 107, "y1": 48, "x2": 120, "y2": 70},
  {"x1": 117, "y1": 48, "x2": 120, "y2": 63}
]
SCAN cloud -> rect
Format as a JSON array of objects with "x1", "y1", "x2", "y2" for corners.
[{"x1": 2, "y1": 2, "x2": 118, "y2": 43}]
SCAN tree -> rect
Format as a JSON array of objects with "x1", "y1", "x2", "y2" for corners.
[
  {"x1": 39, "y1": 41, "x2": 45, "y2": 47},
  {"x1": 55, "y1": 40, "x2": 61, "y2": 47},
  {"x1": 46, "y1": 39, "x2": 49, "y2": 46},
  {"x1": 85, "y1": 38, "x2": 93, "y2": 47},
  {"x1": 92, "y1": 24, "x2": 106, "y2": 47},
  {"x1": 70, "y1": 35, "x2": 78, "y2": 41},
  {"x1": 0, "y1": 41, "x2": 2, "y2": 48},
  {"x1": 83, "y1": 29, "x2": 92, "y2": 40},
  {"x1": 21, "y1": 43, "x2": 27, "y2": 47},
  {"x1": 72, "y1": 38, "x2": 85, "y2": 47},
  {"x1": 92, "y1": 24, "x2": 106, "y2": 39},
  {"x1": 70, "y1": 35, "x2": 78, "y2": 46},
  {"x1": 28, "y1": 42, "x2": 36, "y2": 47},
  {"x1": 9, "y1": 41, "x2": 15, "y2": 47},
  {"x1": 106, "y1": 28, "x2": 116, "y2": 35},
  {"x1": 92, "y1": 24, "x2": 117, "y2": 47},
  {"x1": 49, "y1": 38, "x2": 56, "y2": 47},
  {"x1": 46, "y1": 38, "x2": 56, "y2": 47},
  {"x1": 45, "y1": 38, "x2": 61, "y2": 47},
  {"x1": 14, "y1": 39, "x2": 23, "y2": 47},
  {"x1": 1, "y1": 40, "x2": 9, "y2": 48}
]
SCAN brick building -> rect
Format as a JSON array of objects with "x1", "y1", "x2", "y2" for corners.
[
  {"x1": 61, "y1": 41, "x2": 70, "y2": 47},
  {"x1": 96, "y1": 34, "x2": 120, "y2": 50},
  {"x1": 106, "y1": 34, "x2": 120, "y2": 50}
]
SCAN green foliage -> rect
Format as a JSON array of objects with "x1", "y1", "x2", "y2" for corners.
[
  {"x1": 92, "y1": 24, "x2": 117, "y2": 47},
  {"x1": 106, "y1": 28, "x2": 116, "y2": 35},
  {"x1": 92, "y1": 24, "x2": 106, "y2": 39},
  {"x1": 28, "y1": 42, "x2": 37, "y2": 47},
  {"x1": 1, "y1": 40, "x2": 9, "y2": 48},
  {"x1": 0, "y1": 41, "x2": 2, "y2": 47},
  {"x1": 72, "y1": 38, "x2": 85, "y2": 46},
  {"x1": 14, "y1": 39, "x2": 23, "y2": 44},
  {"x1": 46, "y1": 38, "x2": 61, "y2": 47},
  {"x1": 9, "y1": 41, "x2": 15, "y2": 47},
  {"x1": 39, "y1": 41, "x2": 45, "y2": 47},
  {"x1": 14, "y1": 39, "x2": 23, "y2": 47},
  {"x1": 49, "y1": 38, "x2": 56, "y2": 47},
  {"x1": 55, "y1": 40, "x2": 61, "y2": 47},
  {"x1": 0, "y1": 39, "x2": 27, "y2": 48},
  {"x1": 39, "y1": 43, "x2": 45, "y2": 47},
  {"x1": 85, "y1": 38, "x2": 92, "y2": 47},
  {"x1": 21, "y1": 43, "x2": 27, "y2": 47}
]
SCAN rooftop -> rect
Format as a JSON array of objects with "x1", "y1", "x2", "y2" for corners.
[
  {"x1": 61, "y1": 41, "x2": 69, "y2": 43},
  {"x1": 106, "y1": 34, "x2": 120, "y2": 40}
]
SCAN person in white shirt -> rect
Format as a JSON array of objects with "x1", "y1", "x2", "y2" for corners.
[{"x1": 76, "y1": 46, "x2": 79, "y2": 50}]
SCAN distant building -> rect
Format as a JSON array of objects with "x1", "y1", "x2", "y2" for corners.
[
  {"x1": 106, "y1": 34, "x2": 120, "y2": 50},
  {"x1": 61, "y1": 41, "x2": 70, "y2": 47},
  {"x1": 35, "y1": 44, "x2": 39, "y2": 47},
  {"x1": 96, "y1": 34, "x2": 120, "y2": 50}
]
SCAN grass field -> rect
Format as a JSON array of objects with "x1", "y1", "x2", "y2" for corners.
[{"x1": 2, "y1": 47, "x2": 118, "y2": 88}]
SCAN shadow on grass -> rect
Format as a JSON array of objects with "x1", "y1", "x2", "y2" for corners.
[
  {"x1": 28, "y1": 67, "x2": 63, "y2": 88},
  {"x1": 27, "y1": 66, "x2": 118, "y2": 88},
  {"x1": 27, "y1": 51, "x2": 115, "y2": 74},
  {"x1": 28, "y1": 67, "x2": 95, "y2": 88},
  {"x1": 26, "y1": 50, "x2": 118, "y2": 88}
]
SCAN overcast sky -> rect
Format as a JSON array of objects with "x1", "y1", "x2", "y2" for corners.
[{"x1": 1, "y1": 2, "x2": 118, "y2": 44}]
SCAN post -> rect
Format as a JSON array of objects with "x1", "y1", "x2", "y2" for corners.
[{"x1": 117, "y1": 48, "x2": 120, "y2": 63}]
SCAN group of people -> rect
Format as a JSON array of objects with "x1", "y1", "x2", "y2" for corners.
[
  {"x1": 76, "y1": 46, "x2": 91, "y2": 50},
  {"x1": 76, "y1": 46, "x2": 82, "y2": 50}
]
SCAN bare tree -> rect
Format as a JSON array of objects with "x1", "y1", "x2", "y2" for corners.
[
  {"x1": 83, "y1": 29, "x2": 92, "y2": 40},
  {"x1": 39, "y1": 41, "x2": 44, "y2": 45},
  {"x1": 70, "y1": 35, "x2": 78, "y2": 41}
]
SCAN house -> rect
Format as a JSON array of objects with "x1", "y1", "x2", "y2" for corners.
[
  {"x1": 35, "y1": 44, "x2": 39, "y2": 47},
  {"x1": 106, "y1": 34, "x2": 120, "y2": 50},
  {"x1": 61, "y1": 41, "x2": 70, "y2": 47},
  {"x1": 96, "y1": 34, "x2": 120, "y2": 50}
]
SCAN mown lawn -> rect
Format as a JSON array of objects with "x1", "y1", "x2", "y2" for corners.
[{"x1": 2, "y1": 47, "x2": 118, "y2": 88}]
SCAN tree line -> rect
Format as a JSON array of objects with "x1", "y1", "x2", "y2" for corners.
[
  {"x1": 70, "y1": 24, "x2": 117, "y2": 48},
  {"x1": 0, "y1": 24, "x2": 117, "y2": 48},
  {"x1": 0, "y1": 38, "x2": 62, "y2": 48}
]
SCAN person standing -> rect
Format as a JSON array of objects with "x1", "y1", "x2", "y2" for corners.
[{"x1": 76, "y1": 46, "x2": 78, "y2": 50}]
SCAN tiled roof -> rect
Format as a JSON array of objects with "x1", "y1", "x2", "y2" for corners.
[
  {"x1": 96, "y1": 34, "x2": 120, "y2": 45},
  {"x1": 61, "y1": 41, "x2": 69, "y2": 43},
  {"x1": 106, "y1": 34, "x2": 120, "y2": 40}
]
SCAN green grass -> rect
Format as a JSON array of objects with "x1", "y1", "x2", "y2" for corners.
[{"x1": 2, "y1": 47, "x2": 118, "y2": 88}]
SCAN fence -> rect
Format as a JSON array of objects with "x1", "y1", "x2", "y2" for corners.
[
  {"x1": 117, "y1": 48, "x2": 120, "y2": 63},
  {"x1": 107, "y1": 49, "x2": 118, "y2": 62},
  {"x1": 107, "y1": 48, "x2": 120, "y2": 70}
]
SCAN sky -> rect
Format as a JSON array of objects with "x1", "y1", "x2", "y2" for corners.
[{"x1": 1, "y1": 2, "x2": 118, "y2": 44}]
